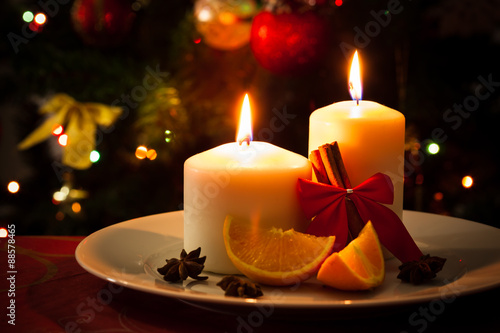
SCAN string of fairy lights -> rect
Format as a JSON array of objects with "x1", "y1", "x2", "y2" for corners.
[
  {"x1": 4, "y1": 140, "x2": 475, "y2": 197},
  {"x1": 5, "y1": 111, "x2": 174, "y2": 221},
  {"x1": 21, "y1": 10, "x2": 47, "y2": 32}
]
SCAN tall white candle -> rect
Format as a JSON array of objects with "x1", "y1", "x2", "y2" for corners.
[
  {"x1": 184, "y1": 95, "x2": 312, "y2": 274},
  {"x1": 308, "y1": 51, "x2": 405, "y2": 218}
]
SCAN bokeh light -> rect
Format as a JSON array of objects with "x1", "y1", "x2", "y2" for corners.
[
  {"x1": 427, "y1": 143, "x2": 440, "y2": 155},
  {"x1": 58, "y1": 134, "x2": 68, "y2": 146},
  {"x1": 7, "y1": 181, "x2": 20, "y2": 194},
  {"x1": 147, "y1": 149, "x2": 157, "y2": 160},
  {"x1": 53, "y1": 186, "x2": 70, "y2": 202},
  {"x1": 219, "y1": 12, "x2": 237, "y2": 25},
  {"x1": 34, "y1": 13, "x2": 47, "y2": 25},
  {"x1": 197, "y1": 8, "x2": 212, "y2": 22},
  {"x1": 29, "y1": 22, "x2": 40, "y2": 32},
  {"x1": 72, "y1": 202, "x2": 82, "y2": 213},
  {"x1": 23, "y1": 11, "x2": 34, "y2": 23},
  {"x1": 165, "y1": 130, "x2": 174, "y2": 143},
  {"x1": 53, "y1": 192, "x2": 65, "y2": 202},
  {"x1": 90, "y1": 150, "x2": 100, "y2": 163},
  {"x1": 52, "y1": 124, "x2": 64, "y2": 136},
  {"x1": 415, "y1": 174, "x2": 424, "y2": 185},
  {"x1": 135, "y1": 145, "x2": 148, "y2": 159},
  {"x1": 433, "y1": 192, "x2": 443, "y2": 201},
  {"x1": 0, "y1": 228, "x2": 8, "y2": 238},
  {"x1": 462, "y1": 176, "x2": 473, "y2": 188}
]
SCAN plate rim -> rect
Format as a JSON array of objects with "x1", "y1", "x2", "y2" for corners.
[{"x1": 75, "y1": 210, "x2": 500, "y2": 310}]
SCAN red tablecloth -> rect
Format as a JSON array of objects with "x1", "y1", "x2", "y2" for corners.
[{"x1": 1, "y1": 236, "x2": 499, "y2": 332}]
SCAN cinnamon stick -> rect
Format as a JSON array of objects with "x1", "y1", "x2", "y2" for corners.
[
  {"x1": 345, "y1": 198, "x2": 365, "y2": 242},
  {"x1": 318, "y1": 142, "x2": 351, "y2": 188},
  {"x1": 309, "y1": 149, "x2": 330, "y2": 185},
  {"x1": 313, "y1": 141, "x2": 365, "y2": 241}
]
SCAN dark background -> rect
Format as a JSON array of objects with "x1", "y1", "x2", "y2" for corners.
[{"x1": 1, "y1": 0, "x2": 499, "y2": 235}]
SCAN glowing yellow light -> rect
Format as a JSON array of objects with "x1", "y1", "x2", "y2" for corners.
[
  {"x1": 462, "y1": 176, "x2": 473, "y2": 188},
  {"x1": 34, "y1": 13, "x2": 46, "y2": 25},
  {"x1": 53, "y1": 192, "x2": 65, "y2": 202},
  {"x1": 52, "y1": 124, "x2": 64, "y2": 136},
  {"x1": 60, "y1": 185, "x2": 70, "y2": 196},
  {"x1": 236, "y1": 94, "x2": 252, "y2": 145},
  {"x1": 7, "y1": 181, "x2": 20, "y2": 194},
  {"x1": 58, "y1": 134, "x2": 68, "y2": 146},
  {"x1": 53, "y1": 186, "x2": 69, "y2": 202},
  {"x1": 427, "y1": 143, "x2": 440, "y2": 155},
  {"x1": 72, "y1": 202, "x2": 82, "y2": 213},
  {"x1": 197, "y1": 8, "x2": 213, "y2": 22},
  {"x1": 349, "y1": 50, "x2": 362, "y2": 102},
  {"x1": 170, "y1": 97, "x2": 180, "y2": 105},
  {"x1": 135, "y1": 145, "x2": 148, "y2": 159},
  {"x1": 147, "y1": 149, "x2": 157, "y2": 160},
  {"x1": 0, "y1": 228, "x2": 7, "y2": 238}
]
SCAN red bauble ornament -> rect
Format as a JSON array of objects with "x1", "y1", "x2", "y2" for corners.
[
  {"x1": 71, "y1": 0, "x2": 136, "y2": 47},
  {"x1": 250, "y1": 10, "x2": 329, "y2": 75}
]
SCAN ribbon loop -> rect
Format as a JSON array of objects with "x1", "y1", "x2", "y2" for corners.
[{"x1": 297, "y1": 173, "x2": 423, "y2": 263}]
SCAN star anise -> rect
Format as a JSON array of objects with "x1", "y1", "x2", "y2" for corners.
[
  {"x1": 157, "y1": 247, "x2": 208, "y2": 283},
  {"x1": 397, "y1": 254, "x2": 447, "y2": 285},
  {"x1": 217, "y1": 275, "x2": 264, "y2": 298}
]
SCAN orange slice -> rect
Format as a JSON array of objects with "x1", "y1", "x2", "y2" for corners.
[
  {"x1": 223, "y1": 215, "x2": 336, "y2": 286},
  {"x1": 317, "y1": 221, "x2": 384, "y2": 290}
]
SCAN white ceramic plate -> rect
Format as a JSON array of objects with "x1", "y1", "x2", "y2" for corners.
[{"x1": 75, "y1": 210, "x2": 500, "y2": 316}]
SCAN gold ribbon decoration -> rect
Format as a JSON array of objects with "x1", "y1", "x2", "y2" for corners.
[{"x1": 18, "y1": 94, "x2": 122, "y2": 169}]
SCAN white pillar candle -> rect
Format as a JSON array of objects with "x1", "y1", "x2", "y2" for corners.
[
  {"x1": 308, "y1": 51, "x2": 405, "y2": 219},
  {"x1": 184, "y1": 95, "x2": 312, "y2": 274}
]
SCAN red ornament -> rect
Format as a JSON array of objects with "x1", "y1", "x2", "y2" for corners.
[
  {"x1": 250, "y1": 10, "x2": 329, "y2": 75},
  {"x1": 71, "y1": 0, "x2": 136, "y2": 47}
]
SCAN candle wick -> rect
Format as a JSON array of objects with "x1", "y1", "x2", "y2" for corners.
[
  {"x1": 238, "y1": 135, "x2": 251, "y2": 147},
  {"x1": 356, "y1": 98, "x2": 359, "y2": 106}
]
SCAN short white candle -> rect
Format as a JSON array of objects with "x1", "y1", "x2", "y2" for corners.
[{"x1": 184, "y1": 95, "x2": 312, "y2": 274}]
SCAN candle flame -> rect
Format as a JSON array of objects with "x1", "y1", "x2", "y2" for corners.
[
  {"x1": 237, "y1": 94, "x2": 252, "y2": 145},
  {"x1": 349, "y1": 50, "x2": 362, "y2": 104}
]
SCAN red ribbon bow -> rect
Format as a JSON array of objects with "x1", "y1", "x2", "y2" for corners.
[{"x1": 297, "y1": 172, "x2": 422, "y2": 263}]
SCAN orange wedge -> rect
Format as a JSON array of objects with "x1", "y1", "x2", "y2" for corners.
[
  {"x1": 317, "y1": 221, "x2": 384, "y2": 290},
  {"x1": 223, "y1": 215, "x2": 336, "y2": 286}
]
